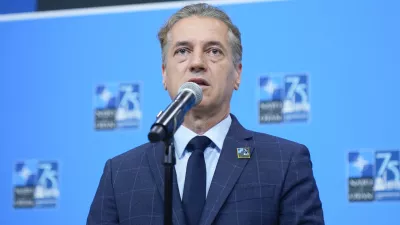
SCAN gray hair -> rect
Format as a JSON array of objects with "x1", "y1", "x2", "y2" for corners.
[{"x1": 157, "y1": 3, "x2": 242, "y2": 66}]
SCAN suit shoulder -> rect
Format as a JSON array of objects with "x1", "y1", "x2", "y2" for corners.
[
  {"x1": 109, "y1": 142, "x2": 154, "y2": 166},
  {"x1": 250, "y1": 130, "x2": 308, "y2": 154}
]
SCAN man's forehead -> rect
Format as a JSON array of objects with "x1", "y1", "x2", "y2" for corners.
[{"x1": 168, "y1": 16, "x2": 229, "y2": 43}]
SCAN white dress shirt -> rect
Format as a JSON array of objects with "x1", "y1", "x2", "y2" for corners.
[{"x1": 173, "y1": 114, "x2": 232, "y2": 199}]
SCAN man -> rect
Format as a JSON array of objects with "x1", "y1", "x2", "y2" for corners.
[{"x1": 87, "y1": 3, "x2": 324, "y2": 225}]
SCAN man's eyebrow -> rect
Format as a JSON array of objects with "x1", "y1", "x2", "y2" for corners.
[
  {"x1": 173, "y1": 41, "x2": 191, "y2": 48},
  {"x1": 204, "y1": 41, "x2": 227, "y2": 51},
  {"x1": 172, "y1": 40, "x2": 227, "y2": 51}
]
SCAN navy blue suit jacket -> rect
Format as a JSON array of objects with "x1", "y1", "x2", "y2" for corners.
[{"x1": 87, "y1": 114, "x2": 324, "y2": 225}]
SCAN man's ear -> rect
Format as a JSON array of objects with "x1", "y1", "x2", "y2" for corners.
[
  {"x1": 162, "y1": 64, "x2": 167, "y2": 90},
  {"x1": 234, "y1": 63, "x2": 242, "y2": 90}
]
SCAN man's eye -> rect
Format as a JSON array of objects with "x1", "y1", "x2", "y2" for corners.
[
  {"x1": 209, "y1": 48, "x2": 222, "y2": 55},
  {"x1": 175, "y1": 48, "x2": 189, "y2": 55}
]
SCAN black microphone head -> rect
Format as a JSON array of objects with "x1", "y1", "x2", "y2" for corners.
[{"x1": 177, "y1": 82, "x2": 203, "y2": 105}]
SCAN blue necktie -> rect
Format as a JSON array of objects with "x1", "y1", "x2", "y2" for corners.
[{"x1": 182, "y1": 136, "x2": 212, "y2": 225}]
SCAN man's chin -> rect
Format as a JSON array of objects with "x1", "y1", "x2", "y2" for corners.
[{"x1": 191, "y1": 103, "x2": 212, "y2": 113}]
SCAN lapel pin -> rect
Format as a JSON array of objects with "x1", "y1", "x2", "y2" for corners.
[{"x1": 237, "y1": 147, "x2": 251, "y2": 159}]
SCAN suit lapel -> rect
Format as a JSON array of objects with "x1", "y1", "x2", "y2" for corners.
[
  {"x1": 200, "y1": 114, "x2": 254, "y2": 225},
  {"x1": 147, "y1": 142, "x2": 187, "y2": 225}
]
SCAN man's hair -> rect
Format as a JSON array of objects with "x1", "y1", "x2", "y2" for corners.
[{"x1": 157, "y1": 3, "x2": 242, "y2": 66}]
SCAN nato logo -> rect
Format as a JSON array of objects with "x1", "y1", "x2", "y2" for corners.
[
  {"x1": 347, "y1": 149, "x2": 400, "y2": 202},
  {"x1": 95, "y1": 82, "x2": 142, "y2": 130},
  {"x1": 13, "y1": 160, "x2": 59, "y2": 208},
  {"x1": 374, "y1": 150, "x2": 400, "y2": 200},
  {"x1": 259, "y1": 74, "x2": 309, "y2": 124},
  {"x1": 347, "y1": 151, "x2": 374, "y2": 201}
]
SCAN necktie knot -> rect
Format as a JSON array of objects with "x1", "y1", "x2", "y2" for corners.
[{"x1": 186, "y1": 136, "x2": 212, "y2": 153}]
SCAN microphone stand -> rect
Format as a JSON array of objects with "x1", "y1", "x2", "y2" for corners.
[
  {"x1": 148, "y1": 118, "x2": 178, "y2": 225},
  {"x1": 163, "y1": 136, "x2": 175, "y2": 225},
  {"x1": 148, "y1": 85, "x2": 202, "y2": 225}
]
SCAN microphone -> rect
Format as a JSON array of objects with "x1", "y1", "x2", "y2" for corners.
[{"x1": 148, "y1": 82, "x2": 203, "y2": 143}]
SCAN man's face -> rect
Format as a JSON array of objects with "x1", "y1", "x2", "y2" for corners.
[{"x1": 162, "y1": 16, "x2": 242, "y2": 111}]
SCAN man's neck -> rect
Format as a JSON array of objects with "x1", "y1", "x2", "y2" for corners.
[{"x1": 183, "y1": 106, "x2": 230, "y2": 135}]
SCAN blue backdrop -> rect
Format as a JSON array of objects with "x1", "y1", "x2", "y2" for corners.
[{"x1": 1, "y1": 0, "x2": 399, "y2": 224}]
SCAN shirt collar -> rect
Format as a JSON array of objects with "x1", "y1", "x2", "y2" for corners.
[{"x1": 174, "y1": 114, "x2": 232, "y2": 159}]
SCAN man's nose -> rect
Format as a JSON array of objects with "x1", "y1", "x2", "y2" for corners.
[{"x1": 189, "y1": 50, "x2": 206, "y2": 74}]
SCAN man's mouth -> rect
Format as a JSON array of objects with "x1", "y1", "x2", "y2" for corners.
[{"x1": 188, "y1": 78, "x2": 210, "y2": 86}]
